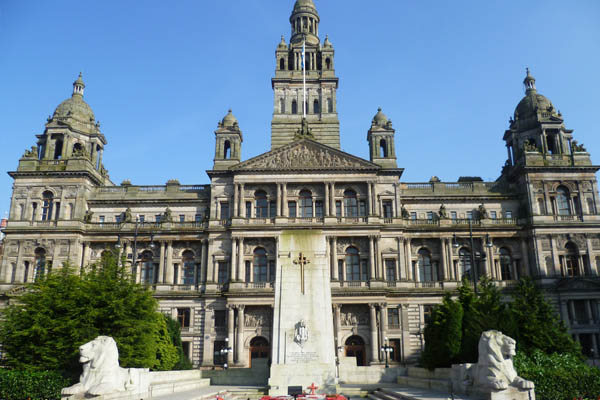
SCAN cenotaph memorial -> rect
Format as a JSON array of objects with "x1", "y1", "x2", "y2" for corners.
[{"x1": 268, "y1": 230, "x2": 337, "y2": 395}]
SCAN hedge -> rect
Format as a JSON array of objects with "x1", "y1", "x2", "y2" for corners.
[
  {"x1": 514, "y1": 351, "x2": 600, "y2": 400},
  {"x1": 0, "y1": 370, "x2": 71, "y2": 400}
]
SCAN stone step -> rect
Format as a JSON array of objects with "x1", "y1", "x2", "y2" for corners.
[
  {"x1": 379, "y1": 388, "x2": 468, "y2": 400},
  {"x1": 396, "y1": 377, "x2": 450, "y2": 393},
  {"x1": 150, "y1": 378, "x2": 212, "y2": 397}
]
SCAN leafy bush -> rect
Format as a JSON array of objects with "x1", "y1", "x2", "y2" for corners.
[
  {"x1": 165, "y1": 314, "x2": 193, "y2": 370},
  {"x1": 514, "y1": 350, "x2": 600, "y2": 400},
  {"x1": 0, "y1": 370, "x2": 70, "y2": 400},
  {"x1": 421, "y1": 294, "x2": 463, "y2": 369}
]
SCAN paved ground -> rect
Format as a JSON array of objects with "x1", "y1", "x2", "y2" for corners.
[{"x1": 152, "y1": 385, "x2": 263, "y2": 400}]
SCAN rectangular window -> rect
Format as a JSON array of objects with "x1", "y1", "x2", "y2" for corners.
[
  {"x1": 220, "y1": 202, "x2": 230, "y2": 220},
  {"x1": 315, "y1": 200, "x2": 323, "y2": 217},
  {"x1": 359, "y1": 200, "x2": 367, "y2": 217},
  {"x1": 385, "y1": 259, "x2": 396, "y2": 281},
  {"x1": 269, "y1": 260, "x2": 276, "y2": 281},
  {"x1": 410, "y1": 212, "x2": 417, "y2": 220},
  {"x1": 155, "y1": 214, "x2": 162, "y2": 223},
  {"x1": 179, "y1": 214, "x2": 185, "y2": 222},
  {"x1": 490, "y1": 211, "x2": 497, "y2": 219},
  {"x1": 217, "y1": 261, "x2": 228, "y2": 283},
  {"x1": 214, "y1": 310, "x2": 226, "y2": 327},
  {"x1": 336, "y1": 201, "x2": 342, "y2": 217},
  {"x1": 245, "y1": 261, "x2": 251, "y2": 283},
  {"x1": 173, "y1": 263, "x2": 179, "y2": 285},
  {"x1": 383, "y1": 201, "x2": 393, "y2": 218},
  {"x1": 450, "y1": 211, "x2": 457, "y2": 220},
  {"x1": 337, "y1": 260, "x2": 344, "y2": 280},
  {"x1": 361, "y1": 260, "x2": 369, "y2": 281},
  {"x1": 195, "y1": 214, "x2": 201, "y2": 222},
  {"x1": 427, "y1": 211, "x2": 433, "y2": 220},
  {"x1": 423, "y1": 305, "x2": 434, "y2": 326},
  {"x1": 139, "y1": 215, "x2": 145, "y2": 223},
  {"x1": 246, "y1": 202, "x2": 252, "y2": 218},
  {"x1": 288, "y1": 201, "x2": 297, "y2": 218},
  {"x1": 466, "y1": 211, "x2": 473, "y2": 220},
  {"x1": 388, "y1": 308, "x2": 400, "y2": 327},
  {"x1": 182, "y1": 342, "x2": 190, "y2": 360},
  {"x1": 389, "y1": 338, "x2": 400, "y2": 362},
  {"x1": 505, "y1": 210, "x2": 513, "y2": 218},
  {"x1": 269, "y1": 201, "x2": 277, "y2": 217},
  {"x1": 115, "y1": 214, "x2": 121, "y2": 223},
  {"x1": 99, "y1": 215, "x2": 105, "y2": 224},
  {"x1": 177, "y1": 308, "x2": 191, "y2": 329}
]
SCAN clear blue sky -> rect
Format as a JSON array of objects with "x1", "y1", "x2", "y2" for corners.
[{"x1": 1, "y1": 1, "x2": 599, "y2": 217}]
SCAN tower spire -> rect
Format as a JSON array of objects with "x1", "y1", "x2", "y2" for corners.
[
  {"x1": 523, "y1": 67, "x2": 536, "y2": 93},
  {"x1": 73, "y1": 72, "x2": 85, "y2": 97}
]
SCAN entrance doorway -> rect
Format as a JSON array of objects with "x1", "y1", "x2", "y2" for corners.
[
  {"x1": 249, "y1": 336, "x2": 270, "y2": 367},
  {"x1": 345, "y1": 335, "x2": 366, "y2": 366}
]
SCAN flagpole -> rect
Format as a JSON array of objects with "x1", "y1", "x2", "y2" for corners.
[{"x1": 302, "y1": 35, "x2": 306, "y2": 118}]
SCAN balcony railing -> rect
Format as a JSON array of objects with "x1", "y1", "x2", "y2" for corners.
[
  {"x1": 339, "y1": 280, "x2": 368, "y2": 288},
  {"x1": 244, "y1": 282, "x2": 274, "y2": 289},
  {"x1": 554, "y1": 214, "x2": 583, "y2": 222},
  {"x1": 407, "y1": 219, "x2": 440, "y2": 226},
  {"x1": 414, "y1": 281, "x2": 442, "y2": 288}
]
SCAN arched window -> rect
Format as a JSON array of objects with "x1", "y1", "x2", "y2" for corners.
[
  {"x1": 253, "y1": 248, "x2": 268, "y2": 282},
  {"x1": 255, "y1": 190, "x2": 268, "y2": 218},
  {"x1": 280, "y1": 98, "x2": 285, "y2": 114},
  {"x1": 380, "y1": 139, "x2": 388, "y2": 158},
  {"x1": 140, "y1": 250, "x2": 155, "y2": 284},
  {"x1": 345, "y1": 247, "x2": 361, "y2": 281},
  {"x1": 565, "y1": 242, "x2": 579, "y2": 277},
  {"x1": 499, "y1": 248, "x2": 512, "y2": 280},
  {"x1": 279, "y1": 58, "x2": 285, "y2": 70},
  {"x1": 292, "y1": 100, "x2": 298, "y2": 114},
  {"x1": 459, "y1": 248, "x2": 472, "y2": 280},
  {"x1": 556, "y1": 186, "x2": 571, "y2": 215},
  {"x1": 299, "y1": 190, "x2": 313, "y2": 218},
  {"x1": 249, "y1": 336, "x2": 270, "y2": 365},
  {"x1": 41, "y1": 191, "x2": 54, "y2": 221},
  {"x1": 418, "y1": 249, "x2": 434, "y2": 282},
  {"x1": 34, "y1": 248, "x2": 46, "y2": 281},
  {"x1": 313, "y1": 99, "x2": 320, "y2": 114},
  {"x1": 344, "y1": 189, "x2": 358, "y2": 217},
  {"x1": 223, "y1": 140, "x2": 231, "y2": 159},
  {"x1": 72, "y1": 143, "x2": 82, "y2": 155},
  {"x1": 345, "y1": 335, "x2": 366, "y2": 366},
  {"x1": 182, "y1": 250, "x2": 196, "y2": 285},
  {"x1": 325, "y1": 58, "x2": 331, "y2": 70}
]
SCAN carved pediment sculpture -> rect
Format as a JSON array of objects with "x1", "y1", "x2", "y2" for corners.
[{"x1": 233, "y1": 139, "x2": 379, "y2": 171}]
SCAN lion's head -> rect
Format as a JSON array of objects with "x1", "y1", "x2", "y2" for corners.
[
  {"x1": 79, "y1": 336, "x2": 120, "y2": 373},
  {"x1": 478, "y1": 330, "x2": 516, "y2": 365}
]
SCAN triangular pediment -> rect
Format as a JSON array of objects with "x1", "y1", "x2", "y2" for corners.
[
  {"x1": 556, "y1": 277, "x2": 600, "y2": 291},
  {"x1": 232, "y1": 139, "x2": 380, "y2": 171}
]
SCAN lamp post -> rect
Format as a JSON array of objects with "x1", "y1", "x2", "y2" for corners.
[
  {"x1": 380, "y1": 337, "x2": 393, "y2": 368},
  {"x1": 219, "y1": 337, "x2": 233, "y2": 370},
  {"x1": 114, "y1": 235, "x2": 122, "y2": 267},
  {"x1": 453, "y1": 220, "x2": 493, "y2": 294}
]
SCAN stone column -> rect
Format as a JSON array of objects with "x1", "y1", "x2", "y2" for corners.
[
  {"x1": 369, "y1": 236, "x2": 376, "y2": 280},
  {"x1": 331, "y1": 237, "x2": 338, "y2": 280},
  {"x1": 233, "y1": 184, "x2": 239, "y2": 217},
  {"x1": 329, "y1": 183, "x2": 335, "y2": 216},
  {"x1": 550, "y1": 236, "x2": 560, "y2": 276},
  {"x1": 585, "y1": 300, "x2": 594, "y2": 323},
  {"x1": 15, "y1": 241, "x2": 24, "y2": 283},
  {"x1": 240, "y1": 184, "x2": 245, "y2": 217},
  {"x1": 394, "y1": 183, "x2": 401, "y2": 218},
  {"x1": 333, "y1": 304, "x2": 341, "y2": 352},
  {"x1": 397, "y1": 237, "x2": 404, "y2": 280},
  {"x1": 377, "y1": 237, "x2": 384, "y2": 280},
  {"x1": 158, "y1": 241, "x2": 166, "y2": 283},
  {"x1": 231, "y1": 239, "x2": 238, "y2": 281},
  {"x1": 201, "y1": 239, "x2": 208, "y2": 283},
  {"x1": 238, "y1": 238, "x2": 245, "y2": 282},
  {"x1": 405, "y1": 239, "x2": 413, "y2": 281},
  {"x1": 324, "y1": 182, "x2": 330, "y2": 217},
  {"x1": 569, "y1": 301, "x2": 576, "y2": 325},
  {"x1": 380, "y1": 303, "x2": 388, "y2": 358},
  {"x1": 282, "y1": 183, "x2": 288, "y2": 217},
  {"x1": 276, "y1": 184, "x2": 282, "y2": 217},
  {"x1": 371, "y1": 183, "x2": 378, "y2": 216},
  {"x1": 367, "y1": 183, "x2": 372, "y2": 215},
  {"x1": 206, "y1": 240, "x2": 215, "y2": 283},
  {"x1": 236, "y1": 305, "x2": 245, "y2": 365},
  {"x1": 440, "y1": 238, "x2": 448, "y2": 280},
  {"x1": 520, "y1": 239, "x2": 530, "y2": 276},
  {"x1": 369, "y1": 303, "x2": 378, "y2": 364},
  {"x1": 165, "y1": 241, "x2": 174, "y2": 284},
  {"x1": 560, "y1": 301, "x2": 570, "y2": 328},
  {"x1": 586, "y1": 237, "x2": 594, "y2": 276},
  {"x1": 227, "y1": 305, "x2": 235, "y2": 365}
]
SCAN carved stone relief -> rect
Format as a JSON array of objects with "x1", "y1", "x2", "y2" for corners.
[
  {"x1": 244, "y1": 238, "x2": 275, "y2": 255},
  {"x1": 340, "y1": 305, "x2": 369, "y2": 326},
  {"x1": 336, "y1": 237, "x2": 368, "y2": 254},
  {"x1": 244, "y1": 307, "x2": 272, "y2": 328}
]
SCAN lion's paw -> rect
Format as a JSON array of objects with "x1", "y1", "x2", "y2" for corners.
[{"x1": 514, "y1": 378, "x2": 535, "y2": 390}]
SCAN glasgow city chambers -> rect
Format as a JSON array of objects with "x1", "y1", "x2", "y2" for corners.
[{"x1": 1, "y1": 0, "x2": 599, "y2": 369}]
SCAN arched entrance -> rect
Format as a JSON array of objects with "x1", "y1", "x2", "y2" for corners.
[
  {"x1": 249, "y1": 336, "x2": 270, "y2": 367},
  {"x1": 345, "y1": 335, "x2": 366, "y2": 366}
]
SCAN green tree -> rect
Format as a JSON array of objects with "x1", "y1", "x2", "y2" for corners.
[
  {"x1": 0, "y1": 251, "x2": 177, "y2": 373},
  {"x1": 508, "y1": 278, "x2": 581, "y2": 358},
  {"x1": 456, "y1": 280, "x2": 482, "y2": 363},
  {"x1": 164, "y1": 315, "x2": 193, "y2": 370},
  {"x1": 421, "y1": 294, "x2": 463, "y2": 369}
]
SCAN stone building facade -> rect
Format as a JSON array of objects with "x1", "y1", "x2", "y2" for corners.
[{"x1": 1, "y1": 0, "x2": 600, "y2": 369}]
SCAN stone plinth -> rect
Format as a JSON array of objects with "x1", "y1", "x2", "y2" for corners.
[{"x1": 269, "y1": 230, "x2": 337, "y2": 395}]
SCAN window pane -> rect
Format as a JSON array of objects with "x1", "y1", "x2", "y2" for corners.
[
  {"x1": 315, "y1": 200, "x2": 323, "y2": 217},
  {"x1": 288, "y1": 201, "x2": 297, "y2": 217},
  {"x1": 336, "y1": 201, "x2": 342, "y2": 217},
  {"x1": 385, "y1": 259, "x2": 396, "y2": 281},
  {"x1": 220, "y1": 203, "x2": 230, "y2": 219}
]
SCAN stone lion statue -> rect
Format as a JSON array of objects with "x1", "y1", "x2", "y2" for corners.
[
  {"x1": 62, "y1": 336, "x2": 149, "y2": 398},
  {"x1": 473, "y1": 330, "x2": 534, "y2": 391}
]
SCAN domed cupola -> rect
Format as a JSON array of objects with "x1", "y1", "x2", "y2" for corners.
[
  {"x1": 512, "y1": 69, "x2": 561, "y2": 130},
  {"x1": 367, "y1": 107, "x2": 397, "y2": 168},
  {"x1": 213, "y1": 109, "x2": 243, "y2": 170},
  {"x1": 51, "y1": 73, "x2": 98, "y2": 132},
  {"x1": 290, "y1": 0, "x2": 320, "y2": 46},
  {"x1": 372, "y1": 107, "x2": 390, "y2": 128}
]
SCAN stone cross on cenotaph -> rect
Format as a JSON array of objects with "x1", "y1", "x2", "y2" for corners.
[{"x1": 269, "y1": 231, "x2": 337, "y2": 395}]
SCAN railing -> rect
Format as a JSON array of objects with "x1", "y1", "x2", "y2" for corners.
[
  {"x1": 387, "y1": 324, "x2": 401, "y2": 330},
  {"x1": 169, "y1": 285, "x2": 195, "y2": 291},
  {"x1": 31, "y1": 220, "x2": 57, "y2": 227},
  {"x1": 138, "y1": 186, "x2": 166, "y2": 192},
  {"x1": 452, "y1": 219, "x2": 481, "y2": 226},
  {"x1": 339, "y1": 280, "x2": 368, "y2": 288},
  {"x1": 171, "y1": 221, "x2": 206, "y2": 229},
  {"x1": 246, "y1": 218, "x2": 275, "y2": 225},
  {"x1": 414, "y1": 281, "x2": 442, "y2": 288},
  {"x1": 488, "y1": 218, "x2": 518, "y2": 225},
  {"x1": 86, "y1": 222, "x2": 121, "y2": 230},
  {"x1": 244, "y1": 282, "x2": 274, "y2": 289},
  {"x1": 383, "y1": 218, "x2": 394, "y2": 224},
  {"x1": 554, "y1": 214, "x2": 582, "y2": 222},
  {"x1": 218, "y1": 219, "x2": 231, "y2": 226},
  {"x1": 386, "y1": 281, "x2": 397, "y2": 287},
  {"x1": 407, "y1": 219, "x2": 439, "y2": 226},
  {"x1": 178, "y1": 185, "x2": 208, "y2": 192},
  {"x1": 404, "y1": 183, "x2": 433, "y2": 190},
  {"x1": 336, "y1": 217, "x2": 368, "y2": 224},
  {"x1": 99, "y1": 187, "x2": 126, "y2": 193}
]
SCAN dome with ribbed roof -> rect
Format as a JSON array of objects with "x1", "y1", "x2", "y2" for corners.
[
  {"x1": 513, "y1": 69, "x2": 556, "y2": 120},
  {"x1": 293, "y1": 0, "x2": 317, "y2": 13},
  {"x1": 221, "y1": 109, "x2": 238, "y2": 128},
  {"x1": 52, "y1": 73, "x2": 96, "y2": 123},
  {"x1": 372, "y1": 107, "x2": 388, "y2": 127}
]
